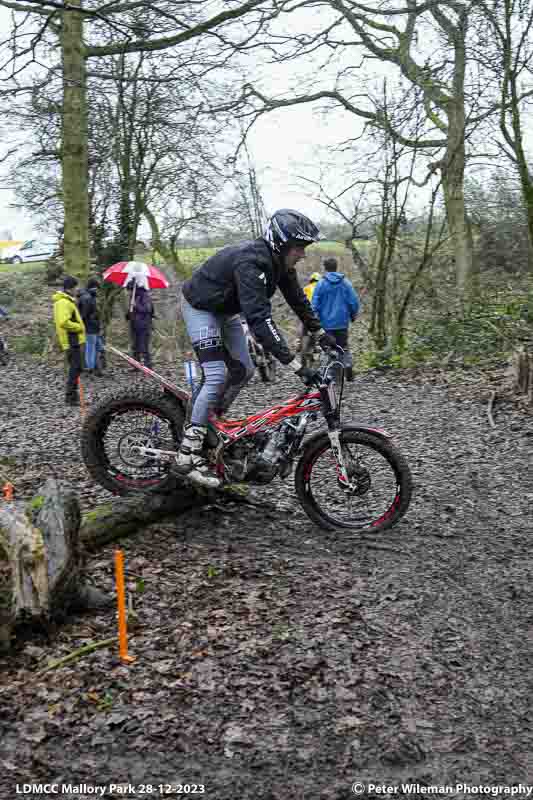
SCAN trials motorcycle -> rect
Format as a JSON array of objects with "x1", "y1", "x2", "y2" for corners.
[{"x1": 81, "y1": 346, "x2": 412, "y2": 532}]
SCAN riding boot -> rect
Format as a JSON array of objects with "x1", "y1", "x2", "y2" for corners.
[{"x1": 173, "y1": 424, "x2": 221, "y2": 489}]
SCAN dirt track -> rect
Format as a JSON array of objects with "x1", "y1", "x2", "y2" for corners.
[{"x1": 1, "y1": 356, "x2": 532, "y2": 799}]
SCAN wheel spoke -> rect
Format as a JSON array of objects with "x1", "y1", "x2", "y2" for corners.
[{"x1": 102, "y1": 408, "x2": 177, "y2": 485}]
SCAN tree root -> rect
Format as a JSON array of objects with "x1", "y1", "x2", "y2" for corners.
[{"x1": 37, "y1": 637, "x2": 116, "y2": 675}]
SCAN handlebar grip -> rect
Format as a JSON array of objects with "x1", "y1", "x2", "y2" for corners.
[{"x1": 327, "y1": 345, "x2": 345, "y2": 359}]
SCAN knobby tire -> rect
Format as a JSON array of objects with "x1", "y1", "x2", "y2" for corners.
[
  {"x1": 81, "y1": 387, "x2": 185, "y2": 495},
  {"x1": 295, "y1": 429, "x2": 412, "y2": 532}
]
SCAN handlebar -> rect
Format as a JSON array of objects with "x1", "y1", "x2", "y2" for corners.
[
  {"x1": 325, "y1": 344, "x2": 344, "y2": 359},
  {"x1": 305, "y1": 346, "x2": 345, "y2": 388}
]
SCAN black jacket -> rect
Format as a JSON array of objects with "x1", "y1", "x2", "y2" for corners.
[
  {"x1": 182, "y1": 238, "x2": 321, "y2": 364},
  {"x1": 78, "y1": 288, "x2": 100, "y2": 335}
]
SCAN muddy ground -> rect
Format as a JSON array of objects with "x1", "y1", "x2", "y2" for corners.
[{"x1": 1, "y1": 354, "x2": 532, "y2": 799}]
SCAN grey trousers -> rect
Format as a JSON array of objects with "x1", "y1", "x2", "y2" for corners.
[{"x1": 181, "y1": 297, "x2": 255, "y2": 426}]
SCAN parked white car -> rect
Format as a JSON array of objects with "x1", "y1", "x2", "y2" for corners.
[
  {"x1": 0, "y1": 243, "x2": 22, "y2": 263},
  {"x1": 3, "y1": 239, "x2": 58, "y2": 264}
]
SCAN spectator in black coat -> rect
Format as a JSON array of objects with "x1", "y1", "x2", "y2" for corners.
[
  {"x1": 78, "y1": 277, "x2": 103, "y2": 375},
  {"x1": 126, "y1": 279, "x2": 154, "y2": 368}
]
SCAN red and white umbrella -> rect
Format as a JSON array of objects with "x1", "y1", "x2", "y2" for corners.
[{"x1": 102, "y1": 260, "x2": 170, "y2": 289}]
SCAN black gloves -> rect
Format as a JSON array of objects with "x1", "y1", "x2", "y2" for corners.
[
  {"x1": 316, "y1": 330, "x2": 337, "y2": 352},
  {"x1": 295, "y1": 365, "x2": 321, "y2": 387}
]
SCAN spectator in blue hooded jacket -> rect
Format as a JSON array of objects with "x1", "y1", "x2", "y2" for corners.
[{"x1": 311, "y1": 257, "x2": 360, "y2": 380}]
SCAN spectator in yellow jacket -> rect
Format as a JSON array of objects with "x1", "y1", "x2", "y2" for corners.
[
  {"x1": 297, "y1": 272, "x2": 321, "y2": 351},
  {"x1": 53, "y1": 275, "x2": 86, "y2": 406},
  {"x1": 303, "y1": 272, "x2": 321, "y2": 302}
]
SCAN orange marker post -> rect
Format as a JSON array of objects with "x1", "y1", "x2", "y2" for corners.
[
  {"x1": 114, "y1": 549, "x2": 136, "y2": 664},
  {"x1": 2, "y1": 482, "x2": 14, "y2": 501}
]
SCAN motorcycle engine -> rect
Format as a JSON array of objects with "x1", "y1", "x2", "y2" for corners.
[
  {"x1": 223, "y1": 418, "x2": 307, "y2": 485},
  {"x1": 223, "y1": 432, "x2": 278, "y2": 484}
]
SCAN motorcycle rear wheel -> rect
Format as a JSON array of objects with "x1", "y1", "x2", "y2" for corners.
[
  {"x1": 81, "y1": 387, "x2": 185, "y2": 495},
  {"x1": 295, "y1": 429, "x2": 412, "y2": 532}
]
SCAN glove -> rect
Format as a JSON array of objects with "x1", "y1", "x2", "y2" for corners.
[
  {"x1": 290, "y1": 357, "x2": 321, "y2": 387},
  {"x1": 316, "y1": 329, "x2": 337, "y2": 352},
  {"x1": 296, "y1": 366, "x2": 321, "y2": 386}
]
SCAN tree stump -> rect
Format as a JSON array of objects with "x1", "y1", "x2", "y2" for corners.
[
  {"x1": 0, "y1": 478, "x2": 109, "y2": 651},
  {"x1": 512, "y1": 346, "x2": 533, "y2": 404}
]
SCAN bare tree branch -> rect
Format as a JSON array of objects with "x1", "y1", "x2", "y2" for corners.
[{"x1": 85, "y1": 0, "x2": 271, "y2": 58}]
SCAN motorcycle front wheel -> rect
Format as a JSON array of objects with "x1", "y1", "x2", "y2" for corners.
[
  {"x1": 295, "y1": 429, "x2": 412, "y2": 532},
  {"x1": 81, "y1": 387, "x2": 184, "y2": 495}
]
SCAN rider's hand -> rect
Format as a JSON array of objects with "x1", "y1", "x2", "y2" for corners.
[
  {"x1": 295, "y1": 366, "x2": 321, "y2": 386},
  {"x1": 290, "y1": 357, "x2": 320, "y2": 386},
  {"x1": 316, "y1": 329, "x2": 337, "y2": 352}
]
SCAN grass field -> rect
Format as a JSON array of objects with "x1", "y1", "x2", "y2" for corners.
[
  {"x1": 0, "y1": 260, "x2": 46, "y2": 274},
  {"x1": 313, "y1": 240, "x2": 351, "y2": 253},
  {"x1": 166, "y1": 240, "x2": 355, "y2": 270},
  {"x1": 0, "y1": 239, "x2": 358, "y2": 277}
]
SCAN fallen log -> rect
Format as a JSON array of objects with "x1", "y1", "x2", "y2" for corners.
[{"x1": 79, "y1": 484, "x2": 204, "y2": 552}]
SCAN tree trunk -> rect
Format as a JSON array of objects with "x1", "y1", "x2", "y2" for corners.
[
  {"x1": 143, "y1": 203, "x2": 183, "y2": 272},
  {"x1": 503, "y1": 31, "x2": 533, "y2": 275},
  {"x1": 516, "y1": 161, "x2": 533, "y2": 275},
  {"x1": 345, "y1": 230, "x2": 372, "y2": 289},
  {"x1": 118, "y1": 185, "x2": 136, "y2": 261},
  {"x1": 512, "y1": 345, "x2": 533, "y2": 403},
  {"x1": 61, "y1": 0, "x2": 90, "y2": 279},
  {"x1": 441, "y1": 101, "x2": 474, "y2": 298}
]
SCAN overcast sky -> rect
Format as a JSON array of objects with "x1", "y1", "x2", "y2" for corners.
[
  {"x1": 0, "y1": 3, "x2": 368, "y2": 240},
  {"x1": 0, "y1": 107, "x2": 357, "y2": 240},
  {"x1": 3, "y1": 2, "x2": 529, "y2": 241}
]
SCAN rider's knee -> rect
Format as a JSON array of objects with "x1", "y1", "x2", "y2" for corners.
[{"x1": 202, "y1": 359, "x2": 226, "y2": 391}]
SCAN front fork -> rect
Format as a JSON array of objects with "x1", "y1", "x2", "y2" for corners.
[
  {"x1": 320, "y1": 383, "x2": 351, "y2": 486},
  {"x1": 327, "y1": 428, "x2": 351, "y2": 486}
]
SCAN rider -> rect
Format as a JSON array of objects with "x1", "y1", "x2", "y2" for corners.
[{"x1": 175, "y1": 209, "x2": 337, "y2": 489}]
